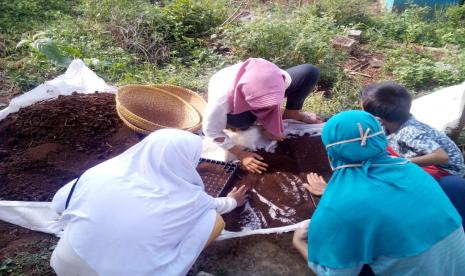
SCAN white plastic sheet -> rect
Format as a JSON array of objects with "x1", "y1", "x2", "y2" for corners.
[
  {"x1": 411, "y1": 81, "x2": 465, "y2": 132},
  {"x1": 217, "y1": 219, "x2": 309, "y2": 241},
  {"x1": 0, "y1": 59, "x2": 116, "y2": 121}
]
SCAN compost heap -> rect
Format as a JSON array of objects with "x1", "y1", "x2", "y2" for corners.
[
  {"x1": 0, "y1": 93, "x2": 331, "y2": 232},
  {"x1": 0, "y1": 93, "x2": 140, "y2": 201}
]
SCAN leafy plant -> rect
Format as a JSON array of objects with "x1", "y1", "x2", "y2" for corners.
[
  {"x1": 80, "y1": 0, "x2": 228, "y2": 64},
  {"x1": 303, "y1": 73, "x2": 363, "y2": 115},
  {"x1": 365, "y1": 5, "x2": 465, "y2": 48},
  {"x1": 221, "y1": 7, "x2": 345, "y2": 86},
  {"x1": 0, "y1": 239, "x2": 56, "y2": 276},
  {"x1": 16, "y1": 32, "x2": 72, "y2": 67},
  {"x1": 309, "y1": 0, "x2": 371, "y2": 26},
  {"x1": 384, "y1": 47, "x2": 465, "y2": 91}
]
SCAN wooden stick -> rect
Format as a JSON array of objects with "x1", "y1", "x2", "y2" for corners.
[
  {"x1": 359, "y1": 62, "x2": 370, "y2": 70},
  {"x1": 348, "y1": 71, "x2": 372, "y2": 78},
  {"x1": 221, "y1": 0, "x2": 247, "y2": 26},
  {"x1": 349, "y1": 56, "x2": 363, "y2": 62}
]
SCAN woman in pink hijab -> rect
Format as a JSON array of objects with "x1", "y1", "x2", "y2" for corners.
[{"x1": 203, "y1": 58, "x2": 321, "y2": 173}]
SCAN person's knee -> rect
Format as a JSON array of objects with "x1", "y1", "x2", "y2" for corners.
[
  {"x1": 217, "y1": 213, "x2": 225, "y2": 230},
  {"x1": 439, "y1": 176, "x2": 465, "y2": 195},
  {"x1": 301, "y1": 64, "x2": 320, "y2": 82}
]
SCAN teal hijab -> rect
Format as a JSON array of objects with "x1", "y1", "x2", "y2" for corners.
[{"x1": 308, "y1": 110, "x2": 461, "y2": 269}]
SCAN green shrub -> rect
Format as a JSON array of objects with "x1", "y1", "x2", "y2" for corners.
[
  {"x1": 310, "y1": 0, "x2": 371, "y2": 26},
  {"x1": 444, "y1": 4, "x2": 465, "y2": 27},
  {"x1": 0, "y1": 0, "x2": 78, "y2": 57},
  {"x1": 303, "y1": 74, "x2": 363, "y2": 115},
  {"x1": 222, "y1": 7, "x2": 345, "y2": 86},
  {"x1": 364, "y1": 5, "x2": 465, "y2": 48},
  {"x1": 0, "y1": 0, "x2": 76, "y2": 31},
  {"x1": 80, "y1": 0, "x2": 227, "y2": 64},
  {"x1": 384, "y1": 47, "x2": 465, "y2": 91}
]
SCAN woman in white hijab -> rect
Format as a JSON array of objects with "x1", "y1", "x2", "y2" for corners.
[{"x1": 50, "y1": 129, "x2": 247, "y2": 276}]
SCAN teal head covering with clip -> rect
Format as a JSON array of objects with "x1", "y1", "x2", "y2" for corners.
[{"x1": 307, "y1": 110, "x2": 461, "y2": 269}]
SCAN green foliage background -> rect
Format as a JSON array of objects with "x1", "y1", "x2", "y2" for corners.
[{"x1": 1, "y1": 0, "x2": 465, "y2": 113}]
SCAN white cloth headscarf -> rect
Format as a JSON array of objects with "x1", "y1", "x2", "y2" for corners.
[{"x1": 53, "y1": 129, "x2": 217, "y2": 276}]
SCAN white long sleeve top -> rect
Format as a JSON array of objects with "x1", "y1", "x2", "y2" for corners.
[
  {"x1": 52, "y1": 180, "x2": 238, "y2": 215},
  {"x1": 202, "y1": 62, "x2": 292, "y2": 150}
]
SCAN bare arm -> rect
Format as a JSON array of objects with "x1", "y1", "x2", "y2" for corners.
[{"x1": 409, "y1": 148, "x2": 449, "y2": 166}]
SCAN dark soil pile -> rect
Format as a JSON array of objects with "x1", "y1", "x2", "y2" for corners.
[
  {"x1": 0, "y1": 93, "x2": 140, "y2": 201},
  {"x1": 223, "y1": 137, "x2": 332, "y2": 231}
]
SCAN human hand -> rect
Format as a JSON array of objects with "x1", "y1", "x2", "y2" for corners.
[
  {"x1": 238, "y1": 151, "x2": 268, "y2": 174},
  {"x1": 261, "y1": 128, "x2": 286, "y2": 141},
  {"x1": 304, "y1": 173, "x2": 327, "y2": 196},
  {"x1": 227, "y1": 185, "x2": 249, "y2": 207}
]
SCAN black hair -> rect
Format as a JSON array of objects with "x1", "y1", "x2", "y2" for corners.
[{"x1": 361, "y1": 81, "x2": 412, "y2": 123}]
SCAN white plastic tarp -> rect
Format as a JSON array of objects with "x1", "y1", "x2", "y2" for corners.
[
  {"x1": 0, "y1": 59, "x2": 116, "y2": 121},
  {"x1": 411, "y1": 81, "x2": 465, "y2": 132}
]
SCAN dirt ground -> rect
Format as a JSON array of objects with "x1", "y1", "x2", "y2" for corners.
[
  {"x1": 0, "y1": 220, "x2": 313, "y2": 276},
  {"x1": 195, "y1": 233, "x2": 313, "y2": 276}
]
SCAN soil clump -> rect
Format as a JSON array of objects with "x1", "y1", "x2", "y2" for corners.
[{"x1": 0, "y1": 93, "x2": 140, "y2": 201}]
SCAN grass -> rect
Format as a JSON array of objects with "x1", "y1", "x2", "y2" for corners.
[{"x1": 0, "y1": 239, "x2": 57, "y2": 276}]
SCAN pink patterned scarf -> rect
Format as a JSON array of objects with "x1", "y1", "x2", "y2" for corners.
[{"x1": 227, "y1": 58, "x2": 286, "y2": 136}]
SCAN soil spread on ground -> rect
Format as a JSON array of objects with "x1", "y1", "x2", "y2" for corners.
[
  {"x1": 0, "y1": 93, "x2": 332, "y2": 231},
  {"x1": 222, "y1": 137, "x2": 332, "y2": 231}
]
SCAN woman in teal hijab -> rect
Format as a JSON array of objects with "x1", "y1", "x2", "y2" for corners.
[{"x1": 293, "y1": 110, "x2": 465, "y2": 275}]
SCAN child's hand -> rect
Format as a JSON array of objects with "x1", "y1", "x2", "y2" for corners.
[
  {"x1": 227, "y1": 185, "x2": 249, "y2": 207},
  {"x1": 238, "y1": 151, "x2": 268, "y2": 174},
  {"x1": 304, "y1": 173, "x2": 327, "y2": 196}
]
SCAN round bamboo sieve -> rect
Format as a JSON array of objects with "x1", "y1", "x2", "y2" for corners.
[{"x1": 116, "y1": 84, "x2": 206, "y2": 134}]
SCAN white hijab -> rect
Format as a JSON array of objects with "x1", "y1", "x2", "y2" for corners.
[{"x1": 56, "y1": 129, "x2": 217, "y2": 276}]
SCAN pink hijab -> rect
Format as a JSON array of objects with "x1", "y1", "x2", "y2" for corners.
[{"x1": 227, "y1": 58, "x2": 286, "y2": 136}]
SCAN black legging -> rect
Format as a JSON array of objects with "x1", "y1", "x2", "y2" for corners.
[{"x1": 226, "y1": 64, "x2": 320, "y2": 129}]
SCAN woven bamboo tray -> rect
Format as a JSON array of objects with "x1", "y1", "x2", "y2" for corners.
[{"x1": 116, "y1": 84, "x2": 206, "y2": 134}]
